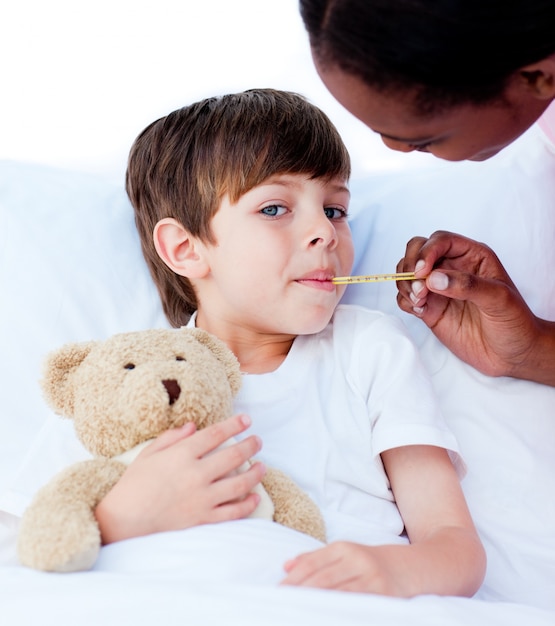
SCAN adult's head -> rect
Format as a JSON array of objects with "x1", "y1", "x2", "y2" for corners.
[{"x1": 300, "y1": 0, "x2": 555, "y2": 160}]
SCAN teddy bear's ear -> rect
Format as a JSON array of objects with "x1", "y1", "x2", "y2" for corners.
[
  {"x1": 40, "y1": 341, "x2": 97, "y2": 417},
  {"x1": 188, "y1": 329, "x2": 242, "y2": 395}
]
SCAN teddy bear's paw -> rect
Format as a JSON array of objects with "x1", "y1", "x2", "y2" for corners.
[
  {"x1": 17, "y1": 458, "x2": 125, "y2": 572},
  {"x1": 20, "y1": 543, "x2": 100, "y2": 573},
  {"x1": 18, "y1": 519, "x2": 101, "y2": 572},
  {"x1": 262, "y1": 468, "x2": 326, "y2": 543},
  {"x1": 17, "y1": 494, "x2": 103, "y2": 572},
  {"x1": 50, "y1": 545, "x2": 100, "y2": 573}
]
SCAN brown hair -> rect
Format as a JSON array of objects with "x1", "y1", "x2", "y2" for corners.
[{"x1": 126, "y1": 88, "x2": 351, "y2": 327}]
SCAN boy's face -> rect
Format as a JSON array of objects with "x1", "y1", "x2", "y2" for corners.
[{"x1": 196, "y1": 172, "x2": 353, "y2": 337}]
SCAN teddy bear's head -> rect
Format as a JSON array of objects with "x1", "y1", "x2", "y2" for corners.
[{"x1": 40, "y1": 328, "x2": 242, "y2": 457}]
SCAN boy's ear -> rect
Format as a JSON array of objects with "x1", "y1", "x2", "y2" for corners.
[
  {"x1": 153, "y1": 218, "x2": 210, "y2": 278},
  {"x1": 517, "y1": 55, "x2": 555, "y2": 100}
]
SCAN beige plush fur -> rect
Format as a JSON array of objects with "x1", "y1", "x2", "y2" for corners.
[{"x1": 17, "y1": 328, "x2": 325, "y2": 572}]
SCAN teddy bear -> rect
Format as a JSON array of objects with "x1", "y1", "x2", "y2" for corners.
[{"x1": 17, "y1": 327, "x2": 326, "y2": 572}]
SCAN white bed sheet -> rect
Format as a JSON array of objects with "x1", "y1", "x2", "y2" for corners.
[
  {"x1": 1, "y1": 121, "x2": 555, "y2": 624},
  {"x1": 2, "y1": 520, "x2": 555, "y2": 626}
]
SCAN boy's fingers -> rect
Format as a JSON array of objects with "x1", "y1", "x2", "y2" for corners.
[
  {"x1": 188, "y1": 414, "x2": 259, "y2": 458},
  {"x1": 209, "y1": 492, "x2": 262, "y2": 523},
  {"x1": 142, "y1": 422, "x2": 197, "y2": 454},
  {"x1": 200, "y1": 436, "x2": 263, "y2": 480},
  {"x1": 208, "y1": 461, "x2": 266, "y2": 504},
  {"x1": 146, "y1": 414, "x2": 256, "y2": 459}
]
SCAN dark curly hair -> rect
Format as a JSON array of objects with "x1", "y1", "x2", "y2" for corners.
[{"x1": 300, "y1": 0, "x2": 555, "y2": 113}]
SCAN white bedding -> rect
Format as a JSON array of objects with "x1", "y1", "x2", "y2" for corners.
[
  {"x1": 1, "y1": 121, "x2": 554, "y2": 625},
  {"x1": 1, "y1": 523, "x2": 554, "y2": 626}
]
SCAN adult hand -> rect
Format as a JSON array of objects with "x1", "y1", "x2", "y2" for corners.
[
  {"x1": 396, "y1": 230, "x2": 555, "y2": 385},
  {"x1": 95, "y1": 413, "x2": 265, "y2": 544}
]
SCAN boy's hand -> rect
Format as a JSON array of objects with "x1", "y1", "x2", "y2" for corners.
[
  {"x1": 95, "y1": 414, "x2": 265, "y2": 544},
  {"x1": 281, "y1": 542, "x2": 406, "y2": 595}
]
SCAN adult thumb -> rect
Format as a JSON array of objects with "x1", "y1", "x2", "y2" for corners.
[{"x1": 426, "y1": 270, "x2": 510, "y2": 314}]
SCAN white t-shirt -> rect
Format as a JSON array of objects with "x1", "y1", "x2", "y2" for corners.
[
  {"x1": 539, "y1": 100, "x2": 555, "y2": 147},
  {"x1": 191, "y1": 304, "x2": 463, "y2": 545}
]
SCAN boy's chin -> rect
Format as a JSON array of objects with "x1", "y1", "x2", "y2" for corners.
[{"x1": 293, "y1": 312, "x2": 335, "y2": 336}]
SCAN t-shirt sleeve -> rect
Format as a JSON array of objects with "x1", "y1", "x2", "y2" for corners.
[{"x1": 339, "y1": 307, "x2": 466, "y2": 478}]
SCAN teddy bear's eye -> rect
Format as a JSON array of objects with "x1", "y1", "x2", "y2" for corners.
[
  {"x1": 175, "y1": 356, "x2": 186, "y2": 362},
  {"x1": 124, "y1": 363, "x2": 135, "y2": 370}
]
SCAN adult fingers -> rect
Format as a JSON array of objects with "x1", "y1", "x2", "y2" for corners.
[
  {"x1": 424, "y1": 268, "x2": 522, "y2": 315},
  {"x1": 397, "y1": 235, "x2": 428, "y2": 273},
  {"x1": 396, "y1": 236, "x2": 430, "y2": 310},
  {"x1": 403, "y1": 231, "x2": 490, "y2": 277},
  {"x1": 414, "y1": 231, "x2": 479, "y2": 273},
  {"x1": 397, "y1": 230, "x2": 499, "y2": 315}
]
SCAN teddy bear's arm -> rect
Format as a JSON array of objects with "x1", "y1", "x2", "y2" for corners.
[
  {"x1": 17, "y1": 458, "x2": 126, "y2": 572},
  {"x1": 262, "y1": 468, "x2": 326, "y2": 543}
]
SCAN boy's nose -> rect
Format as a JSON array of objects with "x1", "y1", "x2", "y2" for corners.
[{"x1": 308, "y1": 217, "x2": 337, "y2": 248}]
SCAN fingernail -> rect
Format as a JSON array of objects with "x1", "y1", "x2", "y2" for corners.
[
  {"x1": 413, "y1": 306, "x2": 424, "y2": 315},
  {"x1": 239, "y1": 414, "x2": 252, "y2": 427},
  {"x1": 256, "y1": 461, "x2": 267, "y2": 476},
  {"x1": 411, "y1": 280, "x2": 425, "y2": 297},
  {"x1": 415, "y1": 259, "x2": 426, "y2": 273},
  {"x1": 429, "y1": 271, "x2": 449, "y2": 291}
]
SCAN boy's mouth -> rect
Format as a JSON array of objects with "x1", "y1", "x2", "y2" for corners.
[{"x1": 295, "y1": 271, "x2": 336, "y2": 291}]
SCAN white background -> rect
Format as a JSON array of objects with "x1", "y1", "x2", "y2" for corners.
[{"x1": 0, "y1": 0, "x2": 428, "y2": 182}]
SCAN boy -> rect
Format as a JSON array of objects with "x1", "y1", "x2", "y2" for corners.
[{"x1": 96, "y1": 89, "x2": 485, "y2": 597}]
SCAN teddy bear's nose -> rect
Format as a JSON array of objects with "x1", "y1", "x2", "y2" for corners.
[{"x1": 162, "y1": 379, "x2": 181, "y2": 405}]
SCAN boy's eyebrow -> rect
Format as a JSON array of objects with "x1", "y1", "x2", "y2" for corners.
[
  {"x1": 329, "y1": 182, "x2": 350, "y2": 195},
  {"x1": 265, "y1": 177, "x2": 350, "y2": 194}
]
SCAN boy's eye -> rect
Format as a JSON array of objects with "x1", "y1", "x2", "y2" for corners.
[
  {"x1": 324, "y1": 206, "x2": 347, "y2": 219},
  {"x1": 260, "y1": 204, "x2": 287, "y2": 217}
]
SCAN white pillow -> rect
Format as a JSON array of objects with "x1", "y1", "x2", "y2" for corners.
[{"x1": 0, "y1": 160, "x2": 168, "y2": 501}]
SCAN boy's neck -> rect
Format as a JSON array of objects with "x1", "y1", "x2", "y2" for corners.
[{"x1": 195, "y1": 311, "x2": 295, "y2": 374}]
